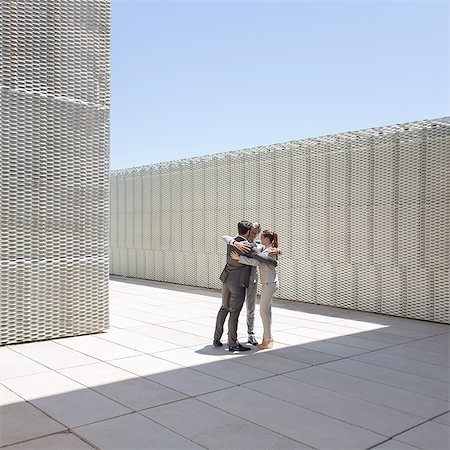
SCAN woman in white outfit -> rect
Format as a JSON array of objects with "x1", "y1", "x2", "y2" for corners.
[{"x1": 230, "y1": 230, "x2": 279, "y2": 349}]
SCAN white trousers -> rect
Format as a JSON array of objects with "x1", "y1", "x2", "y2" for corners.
[{"x1": 259, "y1": 282, "x2": 278, "y2": 342}]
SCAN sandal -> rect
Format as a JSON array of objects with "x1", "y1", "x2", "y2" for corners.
[{"x1": 257, "y1": 339, "x2": 273, "y2": 350}]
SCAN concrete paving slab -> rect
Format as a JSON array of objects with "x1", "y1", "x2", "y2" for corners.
[
  {"x1": 0, "y1": 400, "x2": 65, "y2": 447},
  {"x1": 59, "y1": 362, "x2": 141, "y2": 386},
  {"x1": 327, "y1": 318, "x2": 389, "y2": 331},
  {"x1": 147, "y1": 366, "x2": 234, "y2": 396},
  {"x1": 59, "y1": 363, "x2": 186, "y2": 410},
  {"x1": 276, "y1": 310, "x2": 340, "y2": 323},
  {"x1": 371, "y1": 439, "x2": 422, "y2": 449},
  {"x1": 323, "y1": 334, "x2": 392, "y2": 350},
  {"x1": 189, "y1": 359, "x2": 274, "y2": 384},
  {"x1": 351, "y1": 330, "x2": 415, "y2": 345},
  {"x1": 199, "y1": 386, "x2": 386, "y2": 450},
  {"x1": 159, "y1": 320, "x2": 216, "y2": 338},
  {"x1": 54, "y1": 335, "x2": 141, "y2": 361},
  {"x1": 277, "y1": 326, "x2": 339, "y2": 340},
  {"x1": 307, "y1": 321, "x2": 386, "y2": 337},
  {"x1": 245, "y1": 375, "x2": 424, "y2": 436},
  {"x1": 155, "y1": 346, "x2": 227, "y2": 367},
  {"x1": 377, "y1": 344, "x2": 450, "y2": 367},
  {"x1": 108, "y1": 314, "x2": 149, "y2": 329},
  {"x1": 348, "y1": 322, "x2": 445, "y2": 340},
  {"x1": 273, "y1": 317, "x2": 354, "y2": 333},
  {"x1": 0, "y1": 384, "x2": 24, "y2": 407},
  {"x1": 95, "y1": 378, "x2": 186, "y2": 411},
  {"x1": 321, "y1": 359, "x2": 449, "y2": 400},
  {"x1": 353, "y1": 352, "x2": 450, "y2": 383},
  {"x1": 2, "y1": 371, "x2": 85, "y2": 399},
  {"x1": 148, "y1": 306, "x2": 211, "y2": 321},
  {"x1": 269, "y1": 322, "x2": 307, "y2": 332},
  {"x1": 296, "y1": 339, "x2": 370, "y2": 357},
  {"x1": 95, "y1": 328, "x2": 180, "y2": 354},
  {"x1": 107, "y1": 354, "x2": 185, "y2": 377},
  {"x1": 269, "y1": 345, "x2": 340, "y2": 365},
  {"x1": 125, "y1": 324, "x2": 211, "y2": 346},
  {"x1": 402, "y1": 337, "x2": 450, "y2": 354},
  {"x1": 74, "y1": 412, "x2": 203, "y2": 450},
  {"x1": 2, "y1": 372, "x2": 130, "y2": 428},
  {"x1": 141, "y1": 398, "x2": 309, "y2": 449},
  {"x1": 422, "y1": 334, "x2": 450, "y2": 345},
  {"x1": 433, "y1": 412, "x2": 450, "y2": 427},
  {"x1": 10, "y1": 341, "x2": 98, "y2": 370},
  {"x1": 357, "y1": 316, "x2": 449, "y2": 334},
  {"x1": 285, "y1": 366, "x2": 449, "y2": 418},
  {"x1": 394, "y1": 420, "x2": 450, "y2": 450},
  {"x1": 111, "y1": 308, "x2": 174, "y2": 324},
  {"x1": 275, "y1": 330, "x2": 326, "y2": 346},
  {"x1": 3, "y1": 433, "x2": 95, "y2": 449},
  {"x1": 230, "y1": 351, "x2": 310, "y2": 374},
  {"x1": 0, "y1": 348, "x2": 50, "y2": 380}
]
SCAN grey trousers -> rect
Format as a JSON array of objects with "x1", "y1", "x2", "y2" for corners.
[
  {"x1": 259, "y1": 282, "x2": 278, "y2": 342},
  {"x1": 214, "y1": 282, "x2": 246, "y2": 347},
  {"x1": 246, "y1": 267, "x2": 258, "y2": 336}
]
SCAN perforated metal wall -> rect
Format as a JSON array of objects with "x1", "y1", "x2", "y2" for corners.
[
  {"x1": 110, "y1": 118, "x2": 450, "y2": 323},
  {"x1": 1, "y1": 1, "x2": 111, "y2": 345}
]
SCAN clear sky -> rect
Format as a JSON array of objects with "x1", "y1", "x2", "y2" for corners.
[{"x1": 111, "y1": 0, "x2": 449, "y2": 170}]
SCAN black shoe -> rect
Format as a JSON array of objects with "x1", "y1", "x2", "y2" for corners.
[
  {"x1": 248, "y1": 335, "x2": 259, "y2": 346},
  {"x1": 213, "y1": 340, "x2": 223, "y2": 347},
  {"x1": 228, "y1": 343, "x2": 251, "y2": 352}
]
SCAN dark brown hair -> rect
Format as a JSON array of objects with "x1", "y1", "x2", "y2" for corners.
[
  {"x1": 261, "y1": 230, "x2": 278, "y2": 249},
  {"x1": 238, "y1": 220, "x2": 253, "y2": 235}
]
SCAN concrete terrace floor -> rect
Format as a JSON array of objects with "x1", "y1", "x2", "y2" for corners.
[{"x1": 1, "y1": 277, "x2": 449, "y2": 450}]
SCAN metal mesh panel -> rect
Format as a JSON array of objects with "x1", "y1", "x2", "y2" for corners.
[
  {"x1": 110, "y1": 117, "x2": 450, "y2": 323},
  {"x1": 1, "y1": 0, "x2": 110, "y2": 345}
]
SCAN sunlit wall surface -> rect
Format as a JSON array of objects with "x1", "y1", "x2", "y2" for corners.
[
  {"x1": 0, "y1": 1, "x2": 111, "y2": 345},
  {"x1": 110, "y1": 118, "x2": 450, "y2": 323}
]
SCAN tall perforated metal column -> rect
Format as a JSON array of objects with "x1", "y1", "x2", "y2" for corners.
[
  {"x1": 1, "y1": 1, "x2": 111, "y2": 345},
  {"x1": 110, "y1": 118, "x2": 449, "y2": 324}
]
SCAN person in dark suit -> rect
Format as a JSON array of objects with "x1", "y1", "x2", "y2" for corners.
[
  {"x1": 213, "y1": 220, "x2": 277, "y2": 352},
  {"x1": 223, "y1": 222, "x2": 262, "y2": 346}
]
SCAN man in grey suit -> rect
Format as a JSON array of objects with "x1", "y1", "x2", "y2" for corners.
[
  {"x1": 214, "y1": 221, "x2": 277, "y2": 352},
  {"x1": 223, "y1": 222, "x2": 262, "y2": 345}
]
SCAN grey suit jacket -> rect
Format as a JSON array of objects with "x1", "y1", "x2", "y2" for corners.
[{"x1": 219, "y1": 236, "x2": 253, "y2": 287}]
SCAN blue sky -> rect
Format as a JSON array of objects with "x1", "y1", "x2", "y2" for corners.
[{"x1": 111, "y1": 0, "x2": 449, "y2": 170}]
